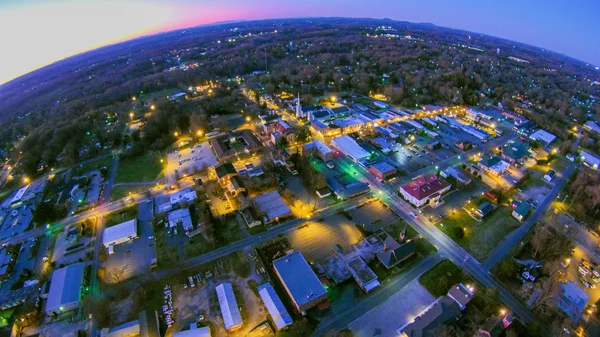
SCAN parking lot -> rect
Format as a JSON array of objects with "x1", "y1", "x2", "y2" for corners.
[
  {"x1": 349, "y1": 279, "x2": 435, "y2": 337},
  {"x1": 349, "y1": 200, "x2": 399, "y2": 232},
  {"x1": 287, "y1": 213, "x2": 363, "y2": 261},
  {"x1": 0, "y1": 236, "x2": 40, "y2": 292},
  {"x1": 102, "y1": 200, "x2": 156, "y2": 282},
  {"x1": 166, "y1": 142, "x2": 218, "y2": 180}
]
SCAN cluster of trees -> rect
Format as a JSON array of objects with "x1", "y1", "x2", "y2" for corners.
[
  {"x1": 1, "y1": 18, "x2": 598, "y2": 176},
  {"x1": 568, "y1": 168, "x2": 600, "y2": 221},
  {"x1": 291, "y1": 153, "x2": 327, "y2": 192}
]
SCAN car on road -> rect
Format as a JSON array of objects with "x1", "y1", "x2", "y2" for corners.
[
  {"x1": 148, "y1": 236, "x2": 154, "y2": 240},
  {"x1": 410, "y1": 212, "x2": 418, "y2": 219},
  {"x1": 326, "y1": 161, "x2": 335, "y2": 169}
]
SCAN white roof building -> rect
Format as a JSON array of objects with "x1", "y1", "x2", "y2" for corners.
[
  {"x1": 173, "y1": 324, "x2": 211, "y2": 337},
  {"x1": 529, "y1": 129, "x2": 557, "y2": 145},
  {"x1": 584, "y1": 120, "x2": 600, "y2": 134},
  {"x1": 102, "y1": 219, "x2": 138, "y2": 248},
  {"x1": 258, "y1": 283, "x2": 293, "y2": 330},
  {"x1": 46, "y1": 262, "x2": 85, "y2": 316},
  {"x1": 170, "y1": 189, "x2": 197, "y2": 205},
  {"x1": 331, "y1": 135, "x2": 370, "y2": 162},
  {"x1": 168, "y1": 208, "x2": 194, "y2": 232},
  {"x1": 10, "y1": 185, "x2": 29, "y2": 204},
  {"x1": 581, "y1": 151, "x2": 600, "y2": 169},
  {"x1": 216, "y1": 283, "x2": 242, "y2": 331}
]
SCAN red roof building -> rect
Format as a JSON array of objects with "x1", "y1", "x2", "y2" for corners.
[{"x1": 399, "y1": 174, "x2": 451, "y2": 207}]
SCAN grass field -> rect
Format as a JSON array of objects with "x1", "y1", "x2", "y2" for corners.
[
  {"x1": 436, "y1": 206, "x2": 519, "y2": 262},
  {"x1": 138, "y1": 88, "x2": 181, "y2": 102},
  {"x1": 110, "y1": 184, "x2": 153, "y2": 201},
  {"x1": 105, "y1": 205, "x2": 138, "y2": 227},
  {"x1": 116, "y1": 152, "x2": 165, "y2": 183},
  {"x1": 74, "y1": 155, "x2": 113, "y2": 174}
]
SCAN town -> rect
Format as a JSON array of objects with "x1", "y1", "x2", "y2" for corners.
[{"x1": 0, "y1": 77, "x2": 599, "y2": 337}]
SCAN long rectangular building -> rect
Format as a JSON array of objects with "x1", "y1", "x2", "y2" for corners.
[
  {"x1": 273, "y1": 251, "x2": 328, "y2": 312},
  {"x1": 46, "y1": 262, "x2": 85, "y2": 316},
  {"x1": 258, "y1": 283, "x2": 293, "y2": 330},
  {"x1": 216, "y1": 283, "x2": 243, "y2": 331},
  {"x1": 331, "y1": 135, "x2": 370, "y2": 163}
]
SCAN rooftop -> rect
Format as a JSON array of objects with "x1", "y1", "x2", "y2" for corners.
[
  {"x1": 346, "y1": 256, "x2": 379, "y2": 291},
  {"x1": 251, "y1": 190, "x2": 292, "y2": 222},
  {"x1": 102, "y1": 219, "x2": 137, "y2": 246},
  {"x1": 376, "y1": 236, "x2": 416, "y2": 269},
  {"x1": 273, "y1": 251, "x2": 327, "y2": 307},
  {"x1": 257, "y1": 283, "x2": 293, "y2": 330},
  {"x1": 168, "y1": 208, "x2": 193, "y2": 231},
  {"x1": 215, "y1": 163, "x2": 237, "y2": 179},
  {"x1": 401, "y1": 175, "x2": 450, "y2": 201},
  {"x1": 370, "y1": 161, "x2": 396, "y2": 174},
  {"x1": 46, "y1": 262, "x2": 85, "y2": 313},
  {"x1": 530, "y1": 129, "x2": 557, "y2": 144},
  {"x1": 331, "y1": 135, "x2": 371, "y2": 160},
  {"x1": 216, "y1": 283, "x2": 242, "y2": 330}
]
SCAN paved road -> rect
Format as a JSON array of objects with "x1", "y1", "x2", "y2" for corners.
[
  {"x1": 120, "y1": 194, "x2": 371, "y2": 288},
  {"x1": 333, "y1": 151, "x2": 539, "y2": 324},
  {"x1": 482, "y1": 163, "x2": 575, "y2": 270},
  {"x1": 313, "y1": 253, "x2": 443, "y2": 336}
]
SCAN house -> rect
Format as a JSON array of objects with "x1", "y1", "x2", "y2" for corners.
[
  {"x1": 326, "y1": 175, "x2": 370, "y2": 200},
  {"x1": 257, "y1": 283, "x2": 293, "y2": 330},
  {"x1": 303, "y1": 140, "x2": 334, "y2": 162},
  {"x1": 399, "y1": 175, "x2": 451, "y2": 207},
  {"x1": 216, "y1": 283, "x2": 243, "y2": 331},
  {"x1": 580, "y1": 150, "x2": 600, "y2": 169},
  {"x1": 512, "y1": 201, "x2": 532, "y2": 222},
  {"x1": 479, "y1": 155, "x2": 510, "y2": 176},
  {"x1": 251, "y1": 190, "x2": 292, "y2": 224},
  {"x1": 241, "y1": 209, "x2": 261, "y2": 228},
  {"x1": 543, "y1": 169, "x2": 556, "y2": 182},
  {"x1": 502, "y1": 141, "x2": 529, "y2": 164},
  {"x1": 273, "y1": 251, "x2": 328, "y2": 312},
  {"x1": 477, "y1": 202, "x2": 494, "y2": 217},
  {"x1": 518, "y1": 265, "x2": 540, "y2": 283},
  {"x1": 315, "y1": 187, "x2": 331, "y2": 199},
  {"x1": 369, "y1": 161, "x2": 397, "y2": 181},
  {"x1": 168, "y1": 208, "x2": 194, "y2": 234},
  {"x1": 102, "y1": 219, "x2": 138, "y2": 248},
  {"x1": 227, "y1": 176, "x2": 246, "y2": 196},
  {"x1": 455, "y1": 140, "x2": 472, "y2": 151},
  {"x1": 376, "y1": 236, "x2": 416, "y2": 269},
  {"x1": 397, "y1": 284, "x2": 474, "y2": 337},
  {"x1": 557, "y1": 280, "x2": 589, "y2": 323},
  {"x1": 443, "y1": 167, "x2": 472, "y2": 185},
  {"x1": 45, "y1": 263, "x2": 85, "y2": 316},
  {"x1": 476, "y1": 313, "x2": 514, "y2": 337},
  {"x1": 529, "y1": 129, "x2": 557, "y2": 146}
]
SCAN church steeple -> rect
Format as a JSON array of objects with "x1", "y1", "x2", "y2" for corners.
[{"x1": 295, "y1": 93, "x2": 303, "y2": 118}]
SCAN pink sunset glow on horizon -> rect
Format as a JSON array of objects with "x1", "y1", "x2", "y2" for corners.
[{"x1": 0, "y1": 0, "x2": 598, "y2": 85}]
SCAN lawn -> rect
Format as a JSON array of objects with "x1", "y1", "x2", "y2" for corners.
[
  {"x1": 138, "y1": 88, "x2": 181, "y2": 102},
  {"x1": 110, "y1": 184, "x2": 153, "y2": 201},
  {"x1": 385, "y1": 221, "x2": 437, "y2": 256},
  {"x1": 105, "y1": 205, "x2": 138, "y2": 227},
  {"x1": 154, "y1": 225, "x2": 179, "y2": 267},
  {"x1": 115, "y1": 152, "x2": 165, "y2": 183},
  {"x1": 74, "y1": 155, "x2": 113, "y2": 174},
  {"x1": 183, "y1": 234, "x2": 217, "y2": 259},
  {"x1": 436, "y1": 206, "x2": 519, "y2": 262}
]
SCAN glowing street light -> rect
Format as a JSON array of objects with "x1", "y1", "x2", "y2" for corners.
[
  {"x1": 331, "y1": 96, "x2": 337, "y2": 103},
  {"x1": 246, "y1": 116, "x2": 251, "y2": 122},
  {"x1": 174, "y1": 132, "x2": 179, "y2": 137},
  {"x1": 129, "y1": 112, "x2": 134, "y2": 120},
  {"x1": 132, "y1": 96, "x2": 136, "y2": 101},
  {"x1": 197, "y1": 130, "x2": 204, "y2": 137},
  {"x1": 150, "y1": 105, "x2": 156, "y2": 111},
  {"x1": 22, "y1": 177, "x2": 29, "y2": 184}
]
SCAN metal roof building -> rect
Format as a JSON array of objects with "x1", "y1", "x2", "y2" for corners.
[
  {"x1": 529, "y1": 129, "x2": 557, "y2": 145},
  {"x1": 273, "y1": 251, "x2": 328, "y2": 312},
  {"x1": 216, "y1": 283, "x2": 243, "y2": 331},
  {"x1": 45, "y1": 262, "x2": 85, "y2": 316},
  {"x1": 251, "y1": 190, "x2": 292, "y2": 223},
  {"x1": 102, "y1": 219, "x2": 138, "y2": 248},
  {"x1": 258, "y1": 283, "x2": 293, "y2": 330},
  {"x1": 331, "y1": 135, "x2": 370, "y2": 162}
]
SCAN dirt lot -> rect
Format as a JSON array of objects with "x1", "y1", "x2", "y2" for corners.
[{"x1": 169, "y1": 250, "x2": 270, "y2": 337}]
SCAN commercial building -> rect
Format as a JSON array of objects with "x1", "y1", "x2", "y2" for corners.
[
  {"x1": 557, "y1": 280, "x2": 589, "y2": 323},
  {"x1": 9, "y1": 185, "x2": 29, "y2": 205},
  {"x1": 100, "y1": 310, "x2": 161, "y2": 337},
  {"x1": 479, "y1": 155, "x2": 510, "y2": 176},
  {"x1": 303, "y1": 140, "x2": 334, "y2": 162},
  {"x1": 169, "y1": 189, "x2": 198, "y2": 206},
  {"x1": 102, "y1": 219, "x2": 138, "y2": 248},
  {"x1": 372, "y1": 137, "x2": 395, "y2": 153},
  {"x1": 214, "y1": 163, "x2": 237, "y2": 185},
  {"x1": 529, "y1": 129, "x2": 557, "y2": 146},
  {"x1": 257, "y1": 283, "x2": 293, "y2": 330},
  {"x1": 273, "y1": 251, "x2": 328, "y2": 312},
  {"x1": 209, "y1": 129, "x2": 262, "y2": 160},
  {"x1": 173, "y1": 324, "x2": 210, "y2": 337},
  {"x1": 251, "y1": 190, "x2": 292, "y2": 224},
  {"x1": 376, "y1": 236, "x2": 416, "y2": 269},
  {"x1": 399, "y1": 175, "x2": 451, "y2": 207},
  {"x1": 326, "y1": 175, "x2": 370, "y2": 200},
  {"x1": 346, "y1": 256, "x2": 380, "y2": 293},
  {"x1": 46, "y1": 262, "x2": 85, "y2": 316},
  {"x1": 442, "y1": 167, "x2": 471, "y2": 185},
  {"x1": 331, "y1": 135, "x2": 370, "y2": 163},
  {"x1": 397, "y1": 284, "x2": 474, "y2": 337},
  {"x1": 502, "y1": 141, "x2": 529, "y2": 164},
  {"x1": 369, "y1": 162, "x2": 397, "y2": 182},
  {"x1": 168, "y1": 208, "x2": 194, "y2": 234},
  {"x1": 216, "y1": 283, "x2": 243, "y2": 331}
]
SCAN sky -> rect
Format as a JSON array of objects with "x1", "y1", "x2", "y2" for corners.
[{"x1": 0, "y1": 0, "x2": 599, "y2": 85}]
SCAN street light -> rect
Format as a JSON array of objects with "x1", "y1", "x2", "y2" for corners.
[
  {"x1": 246, "y1": 116, "x2": 251, "y2": 122},
  {"x1": 150, "y1": 105, "x2": 156, "y2": 111},
  {"x1": 174, "y1": 132, "x2": 179, "y2": 137},
  {"x1": 197, "y1": 130, "x2": 203, "y2": 137},
  {"x1": 22, "y1": 177, "x2": 29, "y2": 184}
]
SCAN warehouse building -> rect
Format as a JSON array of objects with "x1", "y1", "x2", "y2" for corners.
[
  {"x1": 100, "y1": 310, "x2": 161, "y2": 337},
  {"x1": 529, "y1": 129, "x2": 557, "y2": 146},
  {"x1": 102, "y1": 219, "x2": 138, "y2": 248},
  {"x1": 258, "y1": 283, "x2": 293, "y2": 330},
  {"x1": 46, "y1": 262, "x2": 85, "y2": 316},
  {"x1": 216, "y1": 283, "x2": 243, "y2": 331},
  {"x1": 273, "y1": 251, "x2": 328, "y2": 312},
  {"x1": 331, "y1": 135, "x2": 370, "y2": 163}
]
